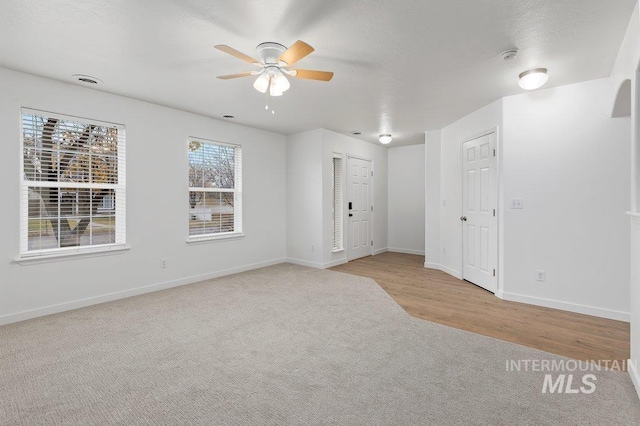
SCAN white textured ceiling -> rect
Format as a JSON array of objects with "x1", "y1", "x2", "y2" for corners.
[{"x1": 0, "y1": 0, "x2": 636, "y2": 146}]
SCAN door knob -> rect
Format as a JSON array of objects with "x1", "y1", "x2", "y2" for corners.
[{"x1": 460, "y1": 216, "x2": 467, "y2": 221}]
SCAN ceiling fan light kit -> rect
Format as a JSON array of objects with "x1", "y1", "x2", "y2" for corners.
[{"x1": 518, "y1": 68, "x2": 548, "y2": 90}]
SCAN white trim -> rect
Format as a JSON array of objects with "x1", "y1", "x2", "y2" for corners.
[
  {"x1": 373, "y1": 247, "x2": 388, "y2": 256},
  {"x1": 286, "y1": 258, "x2": 324, "y2": 269},
  {"x1": 388, "y1": 247, "x2": 425, "y2": 256},
  {"x1": 186, "y1": 233, "x2": 245, "y2": 244},
  {"x1": 21, "y1": 107, "x2": 125, "y2": 127},
  {"x1": 626, "y1": 211, "x2": 640, "y2": 219},
  {"x1": 500, "y1": 291, "x2": 630, "y2": 322},
  {"x1": 322, "y1": 258, "x2": 348, "y2": 269},
  {"x1": 424, "y1": 262, "x2": 441, "y2": 270},
  {"x1": 14, "y1": 245, "x2": 130, "y2": 265},
  {"x1": 422, "y1": 262, "x2": 463, "y2": 279},
  {"x1": 0, "y1": 257, "x2": 287, "y2": 326},
  {"x1": 628, "y1": 359, "x2": 640, "y2": 401},
  {"x1": 440, "y1": 264, "x2": 463, "y2": 280}
]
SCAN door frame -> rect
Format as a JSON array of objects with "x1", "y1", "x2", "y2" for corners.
[
  {"x1": 459, "y1": 127, "x2": 502, "y2": 295},
  {"x1": 346, "y1": 154, "x2": 375, "y2": 261}
]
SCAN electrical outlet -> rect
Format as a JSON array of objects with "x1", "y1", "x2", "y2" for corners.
[
  {"x1": 311, "y1": 245, "x2": 315, "y2": 252},
  {"x1": 510, "y1": 198, "x2": 524, "y2": 209},
  {"x1": 442, "y1": 199, "x2": 447, "y2": 207},
  {"x1": 442, "y1": 247, "x2": 446, "y2": 255},
  {"x1": 161, "y1": 258, "x2": 167, "y2": 269},
  {"x1": 536, "y1": 270, "x2": 545, "y2": 281}
]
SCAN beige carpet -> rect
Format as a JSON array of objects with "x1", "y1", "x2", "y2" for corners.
[{"x1": 1, "y1": 264, "x2": 639, "y2": 425}]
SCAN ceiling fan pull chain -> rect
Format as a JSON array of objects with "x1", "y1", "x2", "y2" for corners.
[{"x1": 265, "y1": 77, "x2": 275, "y2": 114}]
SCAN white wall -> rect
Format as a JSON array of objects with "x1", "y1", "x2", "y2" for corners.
[
  {"x1": 425, "y1": 130, "x2": 442, "y2": 268},
  {"x1": 609, "y1": 2, "x2": 640, "y2": 398},
  {"x1": 388, "y1": 144, "x2": 425, "y2": 255},
  {"x1": 0, "y1": 67, "x2": 287, "y2": 324},
  {"x1": 286, "y1": 129, "x2": 324, "y2": 266},
  {"x1": 437, "y1": 100, "x2": 503, "y2": 279},
  {"x1": 501, "y1": 78, "x2": 630, "y2": 320},
  {"x1": 428, "y1": 78, "x2": 631, "y2": 322}
]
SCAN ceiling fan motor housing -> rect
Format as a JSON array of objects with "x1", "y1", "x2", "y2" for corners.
[{"x1": 256, "y1": 42, "x2": 288, "y2": 66}]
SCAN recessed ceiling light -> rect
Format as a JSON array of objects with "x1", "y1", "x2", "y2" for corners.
[
  {"x1": 222, "y1": 115, "x2": 235, "y2": 119},
  {"x1": 379, "y1": 134, "x2": 392, "y2": 144},
  {"x1": 350, "y1": 131, "x2": 362, "y2": 136},
  {"x1": 72, "y1": 74, "x2": 102, "y2": 85},
  {"x1": 518, "y1": 68, "x2": 548, "y2": 90}
]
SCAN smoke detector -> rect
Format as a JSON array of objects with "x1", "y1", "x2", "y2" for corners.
[{"x1": 501, "y1": 49, "x2": 519, "y2": 61}]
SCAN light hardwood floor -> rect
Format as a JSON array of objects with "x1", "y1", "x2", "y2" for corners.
[{"x1": 330, "y1": 252, "x2": 630, "y2": 365}]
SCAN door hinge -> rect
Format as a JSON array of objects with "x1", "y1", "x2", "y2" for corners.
[
  {"x1": 493, "y1": 269, "x2": 496, "y2": 277},
  {"x1": 371, "y1": 240, "x2": 374, "y2": 246},
  {"x1": 493, "y1": 209, "x2": 496, "y2": 217},
  {"x1": 371, "y1": 170, "x2": 374, "y2": 176},
  {"x1": 371, "y1": 205, "x2": 374, "y2": 212},
  {"x1": 493, "y1": 148, "x2": 496, "y2": 157}
]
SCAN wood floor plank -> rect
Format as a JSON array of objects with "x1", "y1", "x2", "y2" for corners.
[{"x1": 330, "y1": 252, "x2": 630, "y2": 365}]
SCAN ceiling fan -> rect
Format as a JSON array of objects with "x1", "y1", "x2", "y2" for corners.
[{"x1": 215, "y1": 40, "x2": 334, "y2": 97}]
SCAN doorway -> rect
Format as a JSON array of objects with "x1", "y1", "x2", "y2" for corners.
[
  {"x1": 347, "y1": 156, "x2": 373, "y2": 261},
  {"x1": 461, "y1": 132, "x2": 497, "y2": 293}
]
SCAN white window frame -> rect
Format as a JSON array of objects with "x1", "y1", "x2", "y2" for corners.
[
  {"x1": 332, "y1": 153, "x2": 344, "y2": 252},
  {"x1": 187, "y1": 137, "x2": 243, "y2": 243},
  {"x1": 19, "y1": 108, "x2": 127, "y2": 260}
]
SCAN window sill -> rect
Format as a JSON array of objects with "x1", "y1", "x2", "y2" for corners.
[
  {"x1": 332, "y1": 248, "x2": 345, "y2": 253},
  {"x1": 14, "y1": 245, "x2": 130, "y2": 265},
  {"x1": 186, "y1": 233, "x2": 245, "y2": 245}
]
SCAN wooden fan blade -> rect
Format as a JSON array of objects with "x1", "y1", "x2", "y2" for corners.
[
  {"x1": 292, "y1": 69, "x2": 334, "y2": 81},
  {"x1": 277, "y1": 40, "x2": 314, "y2": 67},
  {"x1": 217, "y1": 72, "x2": 256, "y2": 80},
  {"x1": 214, "y1": 45, "x2": 262, "y2": 65}
]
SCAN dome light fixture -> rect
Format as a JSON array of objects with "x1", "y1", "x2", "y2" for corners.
[
  {"x1": 379, "y1": 134, "x2": 392, "y2": 144},
  {"x1": 518, "y1": 68, "x2": 548, "y2": 90},
  {"x1": 253, "y1": 66, "x2": 291, "y2": 97}
]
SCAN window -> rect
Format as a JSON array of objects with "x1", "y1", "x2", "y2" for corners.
[
  {"x1": 20, "y1": 109, "x2": 126, "y2": 258},
  {"x1": 332, "y1": 153, "x2": 343, "y2": 251},
  {"x1": 188, "y1": 138, "x2": 242, "y2": 239}
]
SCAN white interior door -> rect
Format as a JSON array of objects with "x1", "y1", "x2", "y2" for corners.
[
  {"x1": 462, "y1": 133, "x2": 497, "y2": 293},
  {"x1": 347, "y1": 156, "x2": 373, "y2": 261}
]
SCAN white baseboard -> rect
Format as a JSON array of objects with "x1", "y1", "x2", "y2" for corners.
[
  {"x1": 421, "y1": 262, "x2": 462, "y2": 279},
  {"x1": 0, "y1": 257, "x2": 287, "y2": 326},
  {"x1": 388, "y1": 247, "x2": 425, "y2": 256},
  {"x1": 373, "y1": 247, "x2": 388, "y2": 256},
  {"x1": 629, "y1": 359, "x2": 640, "y2": 401},
  {"x1": 440, "y1": 265, "x2": 462, "y2": 280},
  {"x1": 285, "y1": 257, "x2": 324, "y2": 269},
  {"x1": 500, "y1": 291, "x2": 630, "y2": 322},
  {"x1": 322, "y1": 258, "x2": 348, "y2": 269}
]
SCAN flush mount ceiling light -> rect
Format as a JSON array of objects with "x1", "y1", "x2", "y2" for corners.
[
  {"x1": 379, "y1": 134, "x2": 392, "y2": 144},
  {"x1": 518, "y1": 68, "x2": 548, "y2": 90}
]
